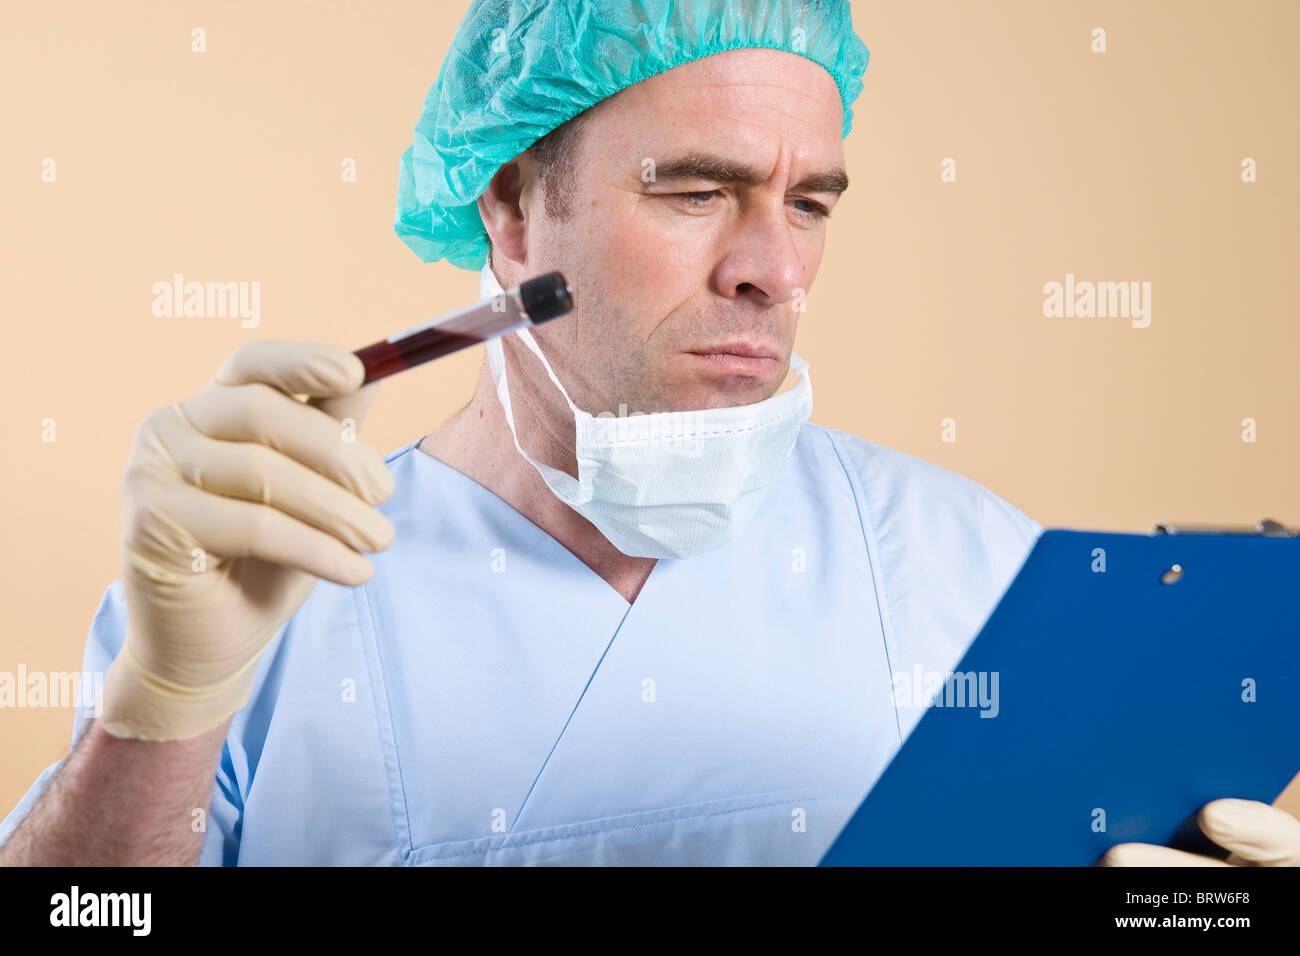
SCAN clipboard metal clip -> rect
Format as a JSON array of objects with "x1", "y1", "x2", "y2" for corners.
[{"x1": 1153, "y1": 518, "x2": 1298, "y2": 537}]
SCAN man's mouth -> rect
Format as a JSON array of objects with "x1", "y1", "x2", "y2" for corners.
[{"x1": 686, "y1": 342, "x2": 781, "y2": 377}]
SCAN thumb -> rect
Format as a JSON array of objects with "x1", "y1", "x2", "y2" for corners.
[{"x1": 1198, "y1": 799, "x2": 1300, "y2": 866}]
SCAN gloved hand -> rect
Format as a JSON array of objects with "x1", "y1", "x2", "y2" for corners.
[
  {"x1": 99, "y1": 341, "x2": 396, "y2": 742},
  {"x1": 1101, "y1": 798, "x2": 1300, "y2": 866}
]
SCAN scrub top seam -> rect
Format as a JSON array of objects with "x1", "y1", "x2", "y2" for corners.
[
  {"x1": 419, "y1": 789, "x2": 862, "y2": 861},
  {"x1": 506, "y1": 602, "x2": 637, "y2": 834},
  {"x1": 351, "y1": 580, "x2": 416, "y2": 860},
  {"x1": 824, "y1": 429, "x2": 904, "y2": 745}
]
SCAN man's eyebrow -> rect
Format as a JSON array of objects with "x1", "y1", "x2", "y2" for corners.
[{"x1": 646, "y1": 153, "x2": 849, "y2": 195}]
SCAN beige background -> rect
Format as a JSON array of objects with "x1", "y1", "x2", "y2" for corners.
[{"x1": 2, "y1": 2, "x2": 1297, "y2": 824}]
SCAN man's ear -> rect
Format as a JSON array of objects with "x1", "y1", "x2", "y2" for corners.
[{"x1": 478, "y1": 156, "x2": 533, "y2": 267}]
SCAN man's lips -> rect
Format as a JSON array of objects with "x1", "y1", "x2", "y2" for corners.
[{"x1": 686, "y1": 342, "x2": 781, "y2": 376}]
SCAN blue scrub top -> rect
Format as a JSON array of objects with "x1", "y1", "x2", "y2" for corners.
[{"x1": 1, "y1": 423, "x2": 1041, "y2": 865}]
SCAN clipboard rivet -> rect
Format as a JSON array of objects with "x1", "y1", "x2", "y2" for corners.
[{"x1": 1161, "y1": 564, "x2": 1184, "y2": 585}]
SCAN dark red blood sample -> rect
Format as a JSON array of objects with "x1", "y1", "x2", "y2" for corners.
[
  {"x1": 356, "y1": 328, "x2": 487, "y2": 384},
  {"x1": 353, "y1": 272, "x2": 572, "y2": 384}
]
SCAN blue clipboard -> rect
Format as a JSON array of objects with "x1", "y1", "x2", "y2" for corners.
[{"x1": 820, "y1": 526, "x2": 1300, "y2": 866}]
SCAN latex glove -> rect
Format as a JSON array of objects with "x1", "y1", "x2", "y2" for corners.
[
  {"x1": 1100, "y1": 799, "x2": 1300, "y2": 866},
  {"x1": 99, "y1": 341, "x2": 396, "y2": 742}
]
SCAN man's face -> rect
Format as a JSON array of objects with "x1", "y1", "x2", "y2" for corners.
[{"x1": 505, "y1": 47, "x2": 847, "y2": 414}]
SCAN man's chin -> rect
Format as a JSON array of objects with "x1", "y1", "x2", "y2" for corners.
[{"x1": 658, "y1": 369, "x2": 784, "y2": 412}]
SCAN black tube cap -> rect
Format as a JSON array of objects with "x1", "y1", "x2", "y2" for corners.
[{"x1": 518, "y1": 271, "x2": 573, "y2": 324}]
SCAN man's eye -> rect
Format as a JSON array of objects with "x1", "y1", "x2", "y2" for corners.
[
  {"x1": 791, "y1": 198, "x2": 830, "y2": 220},
  {"x1": 671, "y1": 191, "x2": 830, "y2": 220},
  {"x1": 678, "y1": 190, "x2": 720, "y2": 207}
]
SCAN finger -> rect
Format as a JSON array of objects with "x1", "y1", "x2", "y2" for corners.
[
  {"x1": 214, "y1": 341, "x2": 365, "y2": 399},
  {"x1": 214, "y1": 338, "x2": 382, "y2": 430},
  {"x1": 177, "y1": 385, "x2": 394, "y2": 506},
  {"x1": 309, "y1": 380, "x2": 381, "y2": 427},
  {"x1": 152, "y1": 404, "x2": 394, "y2": 554},
  {"x1": 166, "y1": 476, "x2": 375, "y2": 587},
  {"x1": 1198, "y1": 799, "x2": 1300, "y2": 866},
  {"x1": 1099, "y1": 843, "x2": 1232, "y2": 867}
]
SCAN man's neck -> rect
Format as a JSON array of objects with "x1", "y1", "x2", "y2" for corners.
[{"x1": 417, "y1": 361, "x2": 657, "y2": 604}]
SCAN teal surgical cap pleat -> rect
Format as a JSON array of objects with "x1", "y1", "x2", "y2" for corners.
[{"x1": 393, "y1": 0, "x2": 870, "y2": 270}]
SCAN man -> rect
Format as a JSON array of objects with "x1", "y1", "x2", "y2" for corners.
[{"x1": 2, "y1": 0, "x2": 1296, "y2": 866}]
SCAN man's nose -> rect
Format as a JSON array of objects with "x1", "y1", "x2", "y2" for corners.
[{"x1": 713, "y1": 202, "x2": 806, "y2": 306}]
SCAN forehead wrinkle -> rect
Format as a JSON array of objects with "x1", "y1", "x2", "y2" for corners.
[{"x1": 659, "y1": 71, "x2": 843, "y2": 121}]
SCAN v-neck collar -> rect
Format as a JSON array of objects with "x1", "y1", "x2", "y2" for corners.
[{"x1": 399, "y1": 436, "x2": 666, "y2": 609}]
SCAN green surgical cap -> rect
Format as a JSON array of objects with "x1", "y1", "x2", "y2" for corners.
[{"x1": 394, "y1": 0, "x2": 870, "y2": 270}]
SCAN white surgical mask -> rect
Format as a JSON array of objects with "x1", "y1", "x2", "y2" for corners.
[{"x1": 481, "y1": 264, "x2": 813, "y2": 559}]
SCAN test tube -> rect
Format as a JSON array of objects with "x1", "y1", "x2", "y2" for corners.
[{"x1": 354, "y1": 271, "x2": 572, "y2": 384}]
